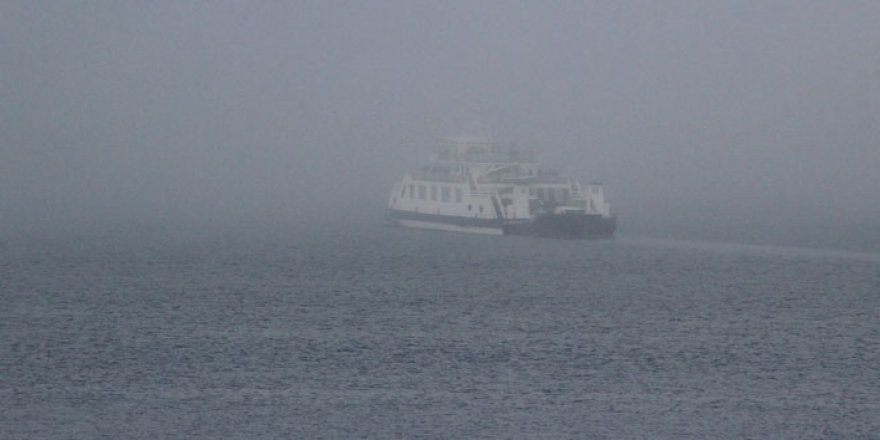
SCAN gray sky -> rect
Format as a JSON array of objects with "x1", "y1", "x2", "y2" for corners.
[{"x1": 2, "y1": 1, "x2": 879, "y2": 234}]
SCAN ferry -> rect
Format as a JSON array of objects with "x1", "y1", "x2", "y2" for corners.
[{"x1": 386, "y1": 136, "x2": 616, "y2": 238}]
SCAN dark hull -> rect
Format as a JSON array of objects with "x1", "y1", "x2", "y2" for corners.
[{"x1": 387, "y1": 209, "x2": 615, "y2": 239}]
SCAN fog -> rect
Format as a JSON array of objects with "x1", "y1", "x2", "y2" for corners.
[{"x1": 2, "y1": 1, "x2": 879, "y2": 240}]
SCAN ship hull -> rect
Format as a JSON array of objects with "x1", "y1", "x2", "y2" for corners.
[
  {"x1": 386, "y1": 209, "x2": 615, "y2": 239},
  {"x1": 385, "y1": 209, "x2": 504, "y2": 235}
]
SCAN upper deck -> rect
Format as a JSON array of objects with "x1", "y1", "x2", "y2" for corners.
[{"x1": 432, "y1": 136, "x2": 538, "y2": 164}]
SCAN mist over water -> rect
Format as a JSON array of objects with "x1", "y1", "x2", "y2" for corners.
[
  {"x1": 2, "y1": 1, "x2": 879, "y2": 245},
  {"x1": 3, "y1": 2, "x2": 880, "y2": 438}
]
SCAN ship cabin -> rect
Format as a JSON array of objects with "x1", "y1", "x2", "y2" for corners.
[
  {"x1": 388, "y1": 136, "x2": 611, "y2": 222},
  {"x1": 387, "y1": 136, "x2": 616, "y2": 237}
]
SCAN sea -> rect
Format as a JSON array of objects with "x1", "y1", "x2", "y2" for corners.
[{"x1": 2, "y1": 220, "x2": 879, "y2": 439}]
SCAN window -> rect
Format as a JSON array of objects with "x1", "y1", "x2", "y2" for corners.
[
  {"x1": 441, "y1": 186, "x2": 450, "y2": 202},
  {"x1": 418, "y1": 185, "x2": 426, "y2": 200},
  {"x1": 455, "y1": 188, "x2": 462, "y2": 203},
  {"x1": 561, "y1": 188, "x2": 569, "y2": 201},
  {"x1": 479, "y1": 205, "x2": 484, "y2": 213},
  {"x1": 400, "y1": 186, "x2": 406, "y2": 197},
  {"x1": 468, "y1": 204, "x2": 472, "y2": 211},
  {"x1": 409, "y1": 184, "x2": 414, "y2": 198},
  {"x1": 536, "y1": 187, "x2": 545, "y2": 200},
  {"x1": 430, "y1": 186, "x2": 437, "y2": 201}
]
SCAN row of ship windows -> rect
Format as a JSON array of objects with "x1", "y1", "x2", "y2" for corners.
[
  {"x1": 401, "y1": 184, "x2": 463, "y2": 203},
  {"x1": 531, "y1": 187, "x2": 570, "y2": 202}
]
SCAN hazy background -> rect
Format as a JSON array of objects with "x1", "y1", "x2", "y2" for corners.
[{"x1": 2, "y1": 1, "x2": 879, "y2": 243}]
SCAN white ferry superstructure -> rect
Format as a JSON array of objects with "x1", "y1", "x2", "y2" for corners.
[{"x1": 386, "y1": 137, "x2": 616, "y2": 238}]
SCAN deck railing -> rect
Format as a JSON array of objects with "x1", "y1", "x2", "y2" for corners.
[
  {"x1": 434, "y1": 150, "x2": 538, "y2": 164},
  {"x1": 409, "y1": 172, "x2": 468, "y2": 183}
]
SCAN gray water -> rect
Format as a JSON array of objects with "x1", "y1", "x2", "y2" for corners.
[{"x1": 2, "y1": 222, "x2": 879, "y2": 439}]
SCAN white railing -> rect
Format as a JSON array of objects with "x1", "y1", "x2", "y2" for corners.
[{"x1": 469, "y1": 191, "x2": 495, "y2": 198}]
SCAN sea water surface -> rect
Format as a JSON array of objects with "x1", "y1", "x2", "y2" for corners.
[{"x1": 2, "y1": 221, "x2": 879, "y2": 438}]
